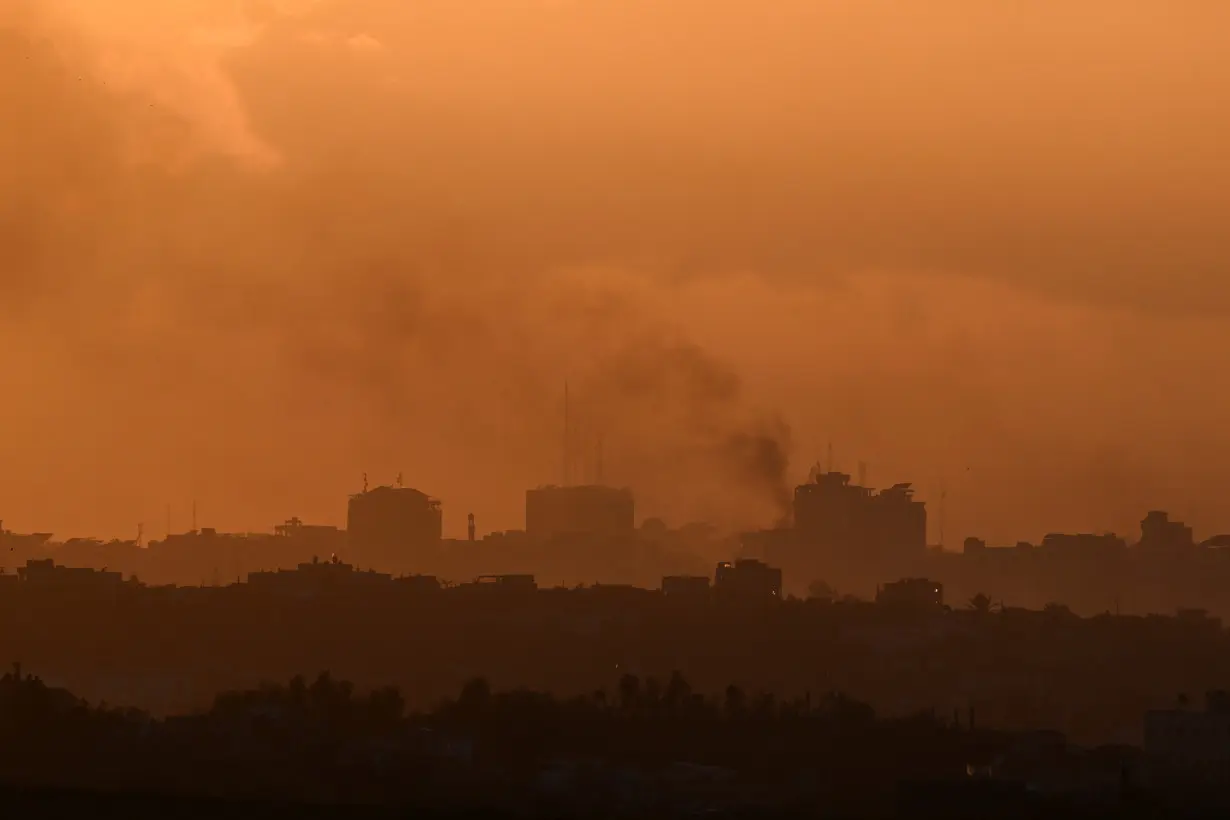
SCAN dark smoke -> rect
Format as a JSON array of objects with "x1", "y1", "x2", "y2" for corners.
[
  {"x1": 11, "y1": 2, "x2": 1230, "y2": 545},
  {"x1": 0, "y1": 19, "x2": 805, "y2": 535},
  {"x1": 574, "y1": 337, "x2": 795, "y2": 528},
  {"x1": 723, "y1": 422, "x2": 794, "y2": 525}
]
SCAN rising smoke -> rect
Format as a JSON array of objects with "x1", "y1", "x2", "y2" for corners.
[
  {"x1": 0, "y1": 1, "x2": 797, "y2": 534},
  {"x1": 4, "y1": 1, "x2": 1230, "y2": 545}
]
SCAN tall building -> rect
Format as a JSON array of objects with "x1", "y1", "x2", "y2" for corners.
[
  {"x1": 874, "y1": 482, "x2": 928, "y2": 558},
  {"x1": 793, "y1": 472, "x2": 926, "y2": 564},
  {"x1": 346, "y1": 485, "x2": 442, "y2": 571},
  {"x1": 793, "y1": 472, "x2": 876, "y2": 555},
  {"x1": 524, "y1": 485, "x2": 634, "y2": 542},
  {"x1": 1139, "y1": 511, "x2": 1195, "y2": 551},
  {"x1": 773, "y1": 472, "x2": 926, "y2": 594}
]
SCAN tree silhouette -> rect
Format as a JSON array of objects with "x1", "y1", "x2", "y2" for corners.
[
  {"x1": 820, "y1": 691, "x2": 876, "y2": 726},
  {"x1": 366, "y1": 685, "x2": 405, "y2": 726},
  {"x1": 755, "y1": 692, "x2": 779, "y2": 719},
  {"x1": 968, "y1": 593, "x2": 994, "y2": 614},
  {"x1": 664, "y1": 671, "x2": 692, "y2": 712},
  {"x1": 617, "y1": 673, "x2": 641, "y2": 711},
  {"x1": 724, "y1": 684, "x2": 746, "y2": 718},
  {"x1": 288, "y1": 674, "x2": 307, "y2": 708},
  {"x1": 457, "y1": 677, "x2": 492, "y2": 717},
  {"x1": 808, "y1": 580, "x2": 836, "y2": 601},
  {"x1": 643, "y1": 676, "x2": 663, "y2": 708}
]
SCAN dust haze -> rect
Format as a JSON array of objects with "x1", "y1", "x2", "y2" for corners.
[{"x1": 3, "y1": 0, "x2": 1230, "y2": 547}]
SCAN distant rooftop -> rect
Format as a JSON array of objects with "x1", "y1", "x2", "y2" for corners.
[
  {"x1": 352, "y1": 484, "x2": 434, "y2": 499},
  {"x1": 531, "y1": 484, "x2": 632, "y2": 493}
]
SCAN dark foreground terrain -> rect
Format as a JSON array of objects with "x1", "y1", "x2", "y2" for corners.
[
  {"x1": 3, "y1": 664, "x2": 1228, "y2": 818},
  {"x1": 3, "y1": 783, "x2": 1229, "y2": 820}
]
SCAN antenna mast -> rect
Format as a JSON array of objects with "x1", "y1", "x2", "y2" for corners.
[{"x1": 563, "y1": 379, "x2": 571, "y2": 487}]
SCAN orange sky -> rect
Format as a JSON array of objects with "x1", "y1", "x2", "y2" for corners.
[{"x1": 3, "y1": 1, "x2": 1230, "y2": 545}]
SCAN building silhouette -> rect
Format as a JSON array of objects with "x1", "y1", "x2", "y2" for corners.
[
  {"x1": 458, "y1": 574, "x2": 538, "y2": 595},
  {"x1": 19, "y1": 467, "x2": 1230, "y2": 620},
  {"x1": 793, "y1": 472, "x2": 926, "y2": 565},
  {"x1": 761, "y1": 471, "x2": 927, "y2": 595},
  {"x1": 274, "y1": 517, "x2": 347, "y2": 552},
  {"x1": 876, "y1": 577, "x2": 944, "y2": 610},
  {"x1": 714, "y1": 559, "x2": 782, "y2": 601},
  {"x1": 1140, "y1": 511, "x2": 1195, "y2": 552},
  {"x1": 248, "y1": 554, "x2": 393, "y2": 595},
  {"x1": 524, "y1": 485, "x2": 635, "y2": 542},
  {"x1": 1037, "y1": 532, "x2": 1127, "y2": 557},
  {"x1": 346, "y1": 485, "x2": 442, "y2": 571},
  {"x1": 1145, "y1": 690, "x2": 1230, "y2": 780},
  {"x1": 661, "y1": 575, "x2": 711, "y2": 599},
  {"x1": 16, "y1": 558, "x2": 125, "y2": 587}
]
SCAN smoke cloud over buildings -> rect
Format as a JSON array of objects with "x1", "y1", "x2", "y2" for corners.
[{"x1": 4, "y1": 1, "x2": 1230, "y2": 546}]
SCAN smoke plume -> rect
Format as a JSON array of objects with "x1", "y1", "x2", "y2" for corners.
[{"x1": 4, "y1": 1, "x2": 1230, "y2": 550}]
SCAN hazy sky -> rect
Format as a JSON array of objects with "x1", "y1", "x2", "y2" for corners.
[{"x1": 3, "y1": 1, "x2": 1230, "y2": 545}]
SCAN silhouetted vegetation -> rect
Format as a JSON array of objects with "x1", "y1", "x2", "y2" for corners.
[{"x1": 0, "y1": 665, "x2": 1193, "y2": 817}]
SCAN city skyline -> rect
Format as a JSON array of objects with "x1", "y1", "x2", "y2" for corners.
[
  {"x1": 6, "y1": 2, "x2": 1230, "y2": 548},
  {"x1": 9, "y1": 3, "x2": 1230, "y2": 814},
  {"x1": 2, "y1": 465, "x2": 1223, "y2": 550}
]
